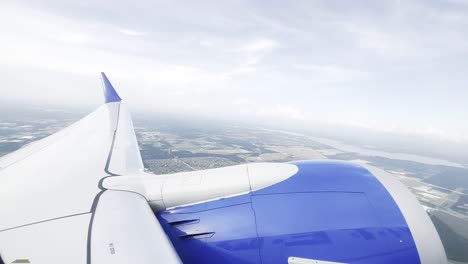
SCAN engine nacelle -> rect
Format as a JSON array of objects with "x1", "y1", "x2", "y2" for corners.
[{"x1": 155, "y1": 161, "x2": 446, "y2": 264}]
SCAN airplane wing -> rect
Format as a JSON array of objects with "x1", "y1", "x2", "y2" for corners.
[
  {"x1": 0, "y1": 73, "x2": 181, "y2": 264},
  {"x1": 0, "y1": 73, "x2": 447, "y2": 264}
]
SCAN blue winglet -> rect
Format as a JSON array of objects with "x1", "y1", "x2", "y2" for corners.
[{"x1": 100, "y1": 72, "x2": 122, "y2": 103}]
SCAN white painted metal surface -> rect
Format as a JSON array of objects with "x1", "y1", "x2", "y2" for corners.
[
  {"x1": 91, "y1": 190, "x2": 181, "y2": 263},
  {"x1": 288, "y1": 256, "x2": 345, "y2": 264},
  {"x1": 363, "y1": 165, "x2": 447, "y2": 264},
  {"x1": 103, "y1": 163, "x2": 298, "y2": 210},
  {"x1": 0, "y1": 214, "x2": 90, "y2": 263},
  {"x1": 0, "y1": 96, "x2": 151, "y2": 263},
  {"x1": 0, "y1": 103, "x2": 119, "y2": 231},
  {"x1": 107, "y1": 103, "x2": 145, "y2": 175},
  {"x1": 248, "y1": 162, "x2": 298, "y2": 191}
]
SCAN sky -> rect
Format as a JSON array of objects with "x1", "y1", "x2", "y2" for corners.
[{"x1": 1, "y1": 0, "x2": 468, "y2": 146}]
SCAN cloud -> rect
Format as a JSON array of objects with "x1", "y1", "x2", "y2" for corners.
[
  {"x1": 242, "y1": 39, "x2": 278, "y2": 52},
  {"x1": 224, "y1": 66, "x2": 257, "y2": 77},
  {"x1": 256, "y1": 105, "x2": 305, "y2": 120},
  {"x1": 335, "y1": 119, "x2": 468, "y2": 144},
  {"x1": 59, "y1": 33, "x2": 91, "y2": 44},
  {"x1": 228, "y1": 38, "x2": 280, "y2": 66},
  {"x1": 249, "y1": 12, "x2": 302, "y2": 34},
  {"x1": 118, "y1": 28, "x2": 146, "y2": 37},
  {"x1": 199, "y1": 40, "x2": 214, "y2": 47},
  {"x1": 0, "y1": 0, "x2": 467, "y2": 145},
  {"x1": 292, "y1": 64, "x2": 370, "y2": 83}
]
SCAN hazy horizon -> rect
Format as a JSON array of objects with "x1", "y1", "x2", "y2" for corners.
[
  {"x1": 2, "y1": 102, "x2": 467, "y2": 168},
  {"x1": 1, "y1": 0, "x2": 467, "y2": 155}
]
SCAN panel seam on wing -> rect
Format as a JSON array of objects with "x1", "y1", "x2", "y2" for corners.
[{"x1": 0, "y1": 212, "x2": 91, "y2": 233}]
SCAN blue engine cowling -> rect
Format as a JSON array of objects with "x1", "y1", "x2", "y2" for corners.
[{"x1": 156, "y1": 161, "x2": 440, "y2": 263}]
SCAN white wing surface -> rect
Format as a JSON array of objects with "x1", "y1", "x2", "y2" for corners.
[{"x1": 0, "y1": 73, "x2": 180, "y2": 264}]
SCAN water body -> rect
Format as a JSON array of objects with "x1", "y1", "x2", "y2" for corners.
[
  {"x1": 260, "y1": 128, "x2": 464, "y2": 168},
  {"x1": 309, "y1": 136, "x2": 464, "y2": 168}
]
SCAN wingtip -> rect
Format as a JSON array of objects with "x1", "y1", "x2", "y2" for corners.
[{"x1": 101, "y1": 72, "x2": 122, "y2": 103}]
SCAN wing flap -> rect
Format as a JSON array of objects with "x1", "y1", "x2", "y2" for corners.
[
  {"x1": 0, "y1": 214, "x2": 91, "y2": 263},
  {"x1": 90, "y1": 190, "x2": 181, "y2": 263}
]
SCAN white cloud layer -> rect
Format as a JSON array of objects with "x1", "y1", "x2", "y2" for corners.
[{"x1": 0, "y1": 0, "x2": 467, "y2": 144}]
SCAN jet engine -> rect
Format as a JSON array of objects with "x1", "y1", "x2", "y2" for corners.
[{"x1": 152, "y1": 161, "x2": 446, "y2": 264}]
